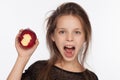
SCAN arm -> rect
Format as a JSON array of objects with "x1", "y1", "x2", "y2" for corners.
[{"x1": 7, "y1": 29, "x2": 39, "y2": 80}]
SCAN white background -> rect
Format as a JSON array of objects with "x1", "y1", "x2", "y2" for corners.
[{"x1": 0, "y1": 0, "x2": 119, "y2": 80}]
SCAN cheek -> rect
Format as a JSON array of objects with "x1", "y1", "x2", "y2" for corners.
[
  {"x1": 54, "y1": 34, "x2": 65, "y2": 42},
  {"x1": 54, "y1": 36, "x2": 65, "y2": 49},
  {"x1": 76, "y1": 35, "x2": 85, "y2": 42},
  {"x1": 55, "y1": 38, "x2": 64, "y2": 46},
  {"x1": 75, "y1": 36, "x2": 85, "y2": 47}
]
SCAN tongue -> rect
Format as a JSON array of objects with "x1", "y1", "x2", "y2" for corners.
[
  {"x1": 66, "y1": 48, "x2": 73, "y2": 53},
  {"x1": 64, "y1": 48, "x2": 74, "y2": 57}
]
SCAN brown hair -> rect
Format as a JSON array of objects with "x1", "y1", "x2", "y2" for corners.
[{"x1": 37, "y1": 2, "x2": 92, "y2": 80}]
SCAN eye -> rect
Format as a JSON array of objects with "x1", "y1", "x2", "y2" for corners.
[
  {"x1": 75, "y1": 31, "x2": 81, "y2": 34},
  {"x1": 59, "y1": 30, "x2": 65, "y2": 34}
]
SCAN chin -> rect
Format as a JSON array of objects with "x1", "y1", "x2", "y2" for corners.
[
  {"x1": 18, "y1": 28, "x2": 37, "y2": 49},
  {"x1": 62, "y1": 56, "x2": 76, "y2": 62}
]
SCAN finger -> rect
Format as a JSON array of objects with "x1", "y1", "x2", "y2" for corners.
[
  {"x1": 15, "y1": 29, "x2": 24, "y2": 46},
  {"x1": 32, "y1": 39, "x2": 39, "y2": 49}
]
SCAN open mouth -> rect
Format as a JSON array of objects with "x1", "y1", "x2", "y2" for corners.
[
  {"x1": 64, "y1": 46, "x2": 75, "y2": 50},
  {"x1": 63, "y1": 45, "x2": 75, "y2": 58}
]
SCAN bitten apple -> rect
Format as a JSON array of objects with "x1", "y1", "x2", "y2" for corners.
[{"x1": 18, "y1": 29, "x2": 37, "y2": 49}]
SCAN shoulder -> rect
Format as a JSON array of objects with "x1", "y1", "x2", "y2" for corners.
[
  {"x1": 22, "y1": 60, "x2": 48, "y2": 79},
  {"x1": 84, "y1": 69, "x2": 98, "y2": 80},
  {"x1": 25, "y1": 60, "x2": 48, "y2": 73},
  {"x1": 28, "y1": 60, "x2": 48, "y2": 70},
  {"x1": 31, "y1": 60, "x2": 48, "y2": 66}
]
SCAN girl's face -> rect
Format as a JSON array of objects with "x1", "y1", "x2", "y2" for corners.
[{"x1": 52, "y1": 15, "x2": 85, "y2": 62}]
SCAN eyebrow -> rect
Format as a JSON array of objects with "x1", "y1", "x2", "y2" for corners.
[
  {"x1": 55, "y1": 28, "x2": 65, "y2": 31},
  {"x1": 56, "y1": 28, "x2": 81, "y2": 31},
  {"x1": 56, "y1": 28, "x2": 81, "y2": 30}
]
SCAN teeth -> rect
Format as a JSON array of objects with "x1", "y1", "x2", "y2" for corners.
[
  {"x1": 65, "y1": 45, "x2": 73, "y2": 48},
  {"x1": 64, "y1": 45, "x2": 75, "y2": 49}
]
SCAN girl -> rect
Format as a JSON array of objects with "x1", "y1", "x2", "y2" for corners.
[{"x1": 7, "y1": 2, "x2": 98, "y2": 80}]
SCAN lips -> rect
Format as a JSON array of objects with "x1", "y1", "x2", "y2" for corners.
[{"x1": 64, "y1": 45, "x2": 75, "y2": 58}]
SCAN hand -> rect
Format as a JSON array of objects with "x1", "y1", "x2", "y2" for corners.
[{"x1": 15, "y1": 29, "x2": 39, "y2": 58}]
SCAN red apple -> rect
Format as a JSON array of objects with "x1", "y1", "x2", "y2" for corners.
[{"x1": 18, "y1": 28, "x2": 37, "y2": 49}]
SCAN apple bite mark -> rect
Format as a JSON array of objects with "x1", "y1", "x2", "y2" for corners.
[{"x1": 21, "y1": 34, "x2": 32, "y2": 46}]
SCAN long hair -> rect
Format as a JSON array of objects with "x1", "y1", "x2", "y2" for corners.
[{"x1": 37, "y1": 2, "x2": 92, "y2": 80}]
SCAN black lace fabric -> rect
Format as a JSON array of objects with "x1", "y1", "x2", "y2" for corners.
[{"x1": 22, "y1": 60, "x2": 98, "y2": 80}]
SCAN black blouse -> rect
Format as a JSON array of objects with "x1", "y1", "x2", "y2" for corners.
[{"x1": 21, "y1": 60, "x2": 98, "y2": 80}]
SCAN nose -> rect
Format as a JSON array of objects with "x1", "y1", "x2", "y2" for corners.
[{"x1": 66, "y1": 33, "x2": 73, "y2": 42}]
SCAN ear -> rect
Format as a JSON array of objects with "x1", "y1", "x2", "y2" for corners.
[
  {"x1": 51, "y1": 34, "x2": 55, "y2": 42},
  {"x1": 83, "y1": 41, "x2": 87, "y2": 46}
]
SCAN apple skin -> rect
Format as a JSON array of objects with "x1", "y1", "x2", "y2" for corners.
[{"x1": 18, "y1": 29, "x2": 37, "y2": 49}]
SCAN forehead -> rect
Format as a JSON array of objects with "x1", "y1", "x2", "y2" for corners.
[{"x1": 56, "y1": 15, "x2": 83, "y2": 30}]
